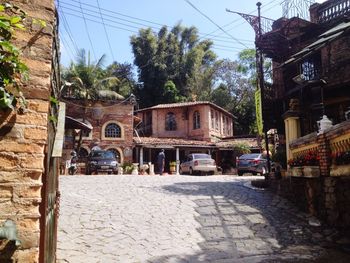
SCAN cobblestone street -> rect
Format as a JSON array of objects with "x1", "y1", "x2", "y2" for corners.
[{"x1": 57, "y1": 175, "x2": 350, "y2": 263}]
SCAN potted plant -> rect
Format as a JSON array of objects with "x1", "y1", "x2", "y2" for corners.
[
  {"x1": 330, "y1": 150, "x2": 350, "y2": 176},
  {"x1": 169, "y1": 161, "x2": 176, "y2": 174},
  {"x1": 288, "y1": 156, "x2": 304, "y2": 176},
  {"x1": 302, "y1": 150, "x2": 320, "y2": 177}
]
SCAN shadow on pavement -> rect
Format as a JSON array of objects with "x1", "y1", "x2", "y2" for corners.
[{"x1": 147, "y1": 180, "x2": 350, "y2": 263}]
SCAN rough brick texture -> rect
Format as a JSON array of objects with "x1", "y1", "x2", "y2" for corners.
[
  {"x1": 64, "y1": 99, "x2": 135, "y2": 167},
  {"x1": 0, "y1": 1, "x2": 56, "y2": 262}
]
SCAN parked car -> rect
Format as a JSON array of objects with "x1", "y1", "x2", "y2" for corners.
[
  {"x1": 236, "y1": 153, "x2": 270, "y2": 176},
  {"x1": 180, "y1": 153, "x2": 216, "y2": 175},
  {"x1": 86, "y1": 150, "x2": 118, "y2": 175}
]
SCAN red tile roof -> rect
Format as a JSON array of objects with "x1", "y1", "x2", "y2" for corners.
[
  {"x1": 136, "y1": 101, "x2": 235, "y2": 118},
  {"x1": 134, "y1": 137, "x2": 215, "y2": 147},
  {"x1": 133, "y1": 136, "x2": 258, "y2": 149}
]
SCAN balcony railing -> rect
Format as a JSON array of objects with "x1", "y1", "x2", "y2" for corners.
[{"x1": 317, "y1": 0, "x2": 350, "y2": 23}]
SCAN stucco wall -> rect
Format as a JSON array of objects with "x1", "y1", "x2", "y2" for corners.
[{"x1": 147, "y1": 104, "x2": 233, "y2": 141}]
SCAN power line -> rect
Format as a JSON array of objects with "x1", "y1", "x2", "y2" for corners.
[
  {"x1": 59, "y1": 0, "x2": 254, "y2": 45},
  {"x1": 59, "y1": 6, "x2": 253, "y2": 50},
  {"x1": 59, "y1": 9, "x2": 79, "y2": 55},
  {"x1": 60, "y1": 33, "x2": 76, "y2": 62},
  {"x1": 204, "y1": 0, "x2": 280, "y2": 39},
  {"x1": 184, "y1": 0, "x2": 249, "y2": 48},
  {"x1": 78, "y1": 0, "x2": 97, "y2": 61},
  {"x1": 96, "y1": 0, "x2": 115, "y2": 61}
]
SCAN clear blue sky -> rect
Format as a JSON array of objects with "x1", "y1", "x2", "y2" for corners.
[{"x1": 56, "y1": 0, "x2": 326, "y2": 68}]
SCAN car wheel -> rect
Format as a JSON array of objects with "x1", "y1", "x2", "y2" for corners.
[
  {"x1": 238, "y1": 171, "x2": 244, "y2": 176},
  {"x1": 86, "y1": 168, "x2": 91, "y2": 175},
  {"x1": 179, "y1": 167, "x2": 183, "y2": 175}
]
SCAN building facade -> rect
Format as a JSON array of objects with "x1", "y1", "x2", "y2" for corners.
[
  {"x1": 259, "y1": 0, "x2": 350, "y2": 230},
  {"x1": 62, "y1": 98, "x2": 136, "y2": 170},
  {"x1": 134, "y1": 101, "x2": 239, "y2": 174},
  {"x1": 136, "y1": 101, "x2": 234, "y2": 141}
]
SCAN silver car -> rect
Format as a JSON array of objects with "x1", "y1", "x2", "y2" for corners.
[
  {"x1": 236, "y1": 153, "x2": 268, "y2": 176},
  {"x1": 180, "y1": 153, "x2": 216, "y2": 175}
]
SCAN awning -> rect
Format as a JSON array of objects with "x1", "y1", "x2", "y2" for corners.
[
  {"x1": 65, "y1": 116, "x2": 93, "y2": 131},
  {"x1": 280, "y1": 21, "x2": 350, "y2": 67}
]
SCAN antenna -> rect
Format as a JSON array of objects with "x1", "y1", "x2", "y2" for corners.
[{"x1": 282, "y1": 0, "x2": 316, "y2": 20}]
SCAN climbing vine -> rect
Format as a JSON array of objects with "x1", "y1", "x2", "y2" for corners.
[{"x1": 0, "y1": 3, "x2": 27, "y2": 111}]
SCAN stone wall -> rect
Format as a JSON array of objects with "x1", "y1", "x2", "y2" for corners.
[
  {"x1": 0, "y1": 0, "x2": 56, "y2": 262},
  {"x1": 270, "y1": 120, "x2": 350, "y2": 232}
]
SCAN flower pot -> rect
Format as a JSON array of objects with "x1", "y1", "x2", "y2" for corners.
[
  {"x1": 330, "y1": 164, "x2": 350, "y2": 177},
  {"x1": 291, "y1": 166, "x2": 303, "y2": 177},
  {"x1": 169, "y1": 166, "x2": 176, "y2": 174},
  {"x1": 303, "y1": 166, "x2": 320, "y2": 178}
]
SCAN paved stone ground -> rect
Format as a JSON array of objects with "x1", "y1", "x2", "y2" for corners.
[{"x1": 57, "y1": 175, "x2": 350, "y2": 263}]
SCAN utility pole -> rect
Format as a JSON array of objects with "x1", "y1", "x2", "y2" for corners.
[
  {"x1": 256, "y1": 2, "x2": 271, "y2": 173},
  {"x1": 226, "y1": 2, "x2": 272, "y2": 173}
]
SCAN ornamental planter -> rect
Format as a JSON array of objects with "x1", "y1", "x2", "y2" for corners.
[
  {"x1": 291, "y1": 166, "x2": 303, "y2": 177},
  {"x1": 303, "y1": 166, "x2": 320, "y2": 178},
  {"x1": 330, "y1": 164, "x2": 350, "y2": 177}
]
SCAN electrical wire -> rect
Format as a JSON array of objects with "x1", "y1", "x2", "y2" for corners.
[
  {"x1": 96, "y1": 0, "x2": 115, "y2": 61},
  {"x1": 59, "y1": 9, "x2": 79, "y2": 55},
  {"x1": 59, "y1": 7, "x2": 253, "y2": 50},
  {"x1": 199, "y1": 0, "x2": 281, "y2": 40},
  {"x1": 78, "y1": 0, "x2": 97, "y2": 61},
  {"x1": 184, "y1": 0, "x2": 249, "y2": 48},
  {"x1": 59, "y1": 0, "x2": 254, "y2": 45}
]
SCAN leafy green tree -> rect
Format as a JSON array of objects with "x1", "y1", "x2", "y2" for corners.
[
  {"x1": 130, "y1": 24, "x2": 216, "y2": 107},
  {"x1": 211, "y1": 58, "x2": 256, "y2": 135},
  {"x1": 61, "y1": 49, "x2": 123, "y2": 151},
  {"x1": 105, "y1": 62, "x2": 136, "y2": 98}
]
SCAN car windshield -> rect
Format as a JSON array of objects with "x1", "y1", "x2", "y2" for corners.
[
  {"x1": 193, "y1": 154, "x2": 212, "y2": 159},
  {"x1": 91, "y1": 151, "x2": 115, "y2": 159},
  {"x1": 239, "y1": 154, "x2": 261, "y2": 159}
]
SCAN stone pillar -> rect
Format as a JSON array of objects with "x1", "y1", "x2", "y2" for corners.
[
  {"x1": 176, "y1": 148, "x2": 180, "y2": 175},
  {"x1": 139, "y1": 147, "x2": 144, "y2": 166},
  {"x1": 283, "y1": 111, "x2": 301, "y2": 161},
  {"x1": 317, "y1": 133, "x2": 331, "y2": 177}
]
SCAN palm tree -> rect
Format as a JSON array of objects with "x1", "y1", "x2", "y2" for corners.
[{"x1": 61, "y1": 49, "x2": 123, "y2": 152}]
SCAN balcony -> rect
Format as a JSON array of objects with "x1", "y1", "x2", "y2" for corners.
[{"x1": 313, "y1": 0, "x2": 350, "y2": 23}]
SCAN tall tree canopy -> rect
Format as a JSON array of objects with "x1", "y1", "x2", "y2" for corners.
[
  {"x1": 211, "y1": 58, "x2": 256, "y2": 135},
  {"x1": 130, "y1": 24, "x2": 217, "y2": 107}
]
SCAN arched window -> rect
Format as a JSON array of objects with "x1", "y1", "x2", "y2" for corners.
[
  {"x1": 193, "y1": 111, "x2": 200, "y2": 129},
  {"x1": 165, "y1": 112, "x2": 177, "y2": 131},
  {"x1": 105, "y1": 123, "x2": 121, "y2": 138},
  {"x1": 78, "y1": 148, "x2": 89, "y2": 158}
]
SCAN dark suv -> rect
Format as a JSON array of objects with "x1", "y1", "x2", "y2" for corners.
[
  {"x1": 236, "y1": 153, "x2": 269, "y2": 176},
  {"x1": 86, "y1": 150, "x2": 118, "y2": 175}
]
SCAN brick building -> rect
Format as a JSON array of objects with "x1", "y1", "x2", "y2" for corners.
[
  {"x1": 259, "y1": 0, "x2": 350, "y2": 230},
  {"x1": 0, "y1": 0, "x2": 60, "y2": 262},
  {"x1": 62, "y1": 97, "x2": 136, "y2": 170}
]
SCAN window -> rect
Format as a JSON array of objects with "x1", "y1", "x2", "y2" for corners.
[
  {"x1": 215, "y1": 111, "x2": 219, "y2": 130},
  {"x1": 193, "y1": 111, "x2": 200, "y2": 129},
  {"x1": 301, "y1": 54, "x2": 321, "y2": 81},
  {"x1": 105, "y1": 123, "x2": 121, "y2": 138},
  {"x1": 211, "y1": 110, "x2": 215, "y2": 129},
  {"x1": 165, "y1": 112, "x2": 177, "y2": 131}
]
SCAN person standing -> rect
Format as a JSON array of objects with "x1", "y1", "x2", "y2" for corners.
[{"x1": 157, "y1": 149, "x2": 165, "y2": 175}]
